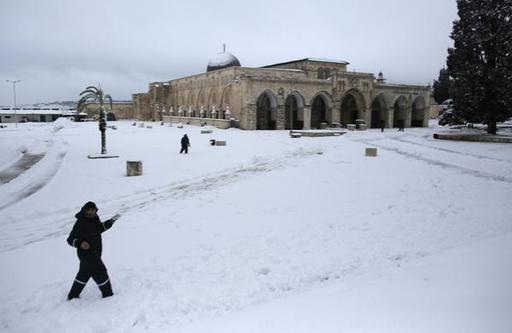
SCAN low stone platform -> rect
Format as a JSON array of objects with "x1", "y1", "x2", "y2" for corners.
[
  {"x1": 87, "y1": 154, "x2": 120, "y2": 159},
  {"x1": 290, "y1": 130, "x2": 346, "y2": 137},
  {"x1": 433, "y1": 132, "x2": 512, "y2": 143}
]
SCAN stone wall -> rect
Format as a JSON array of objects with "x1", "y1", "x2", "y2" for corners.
[{"x1": 82, "y1": 102, "x2": 135, "y2": 119}]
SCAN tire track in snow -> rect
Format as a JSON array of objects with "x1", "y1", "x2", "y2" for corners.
[
  {"x1": 0, "y1": 152, "x2": 67, "y2": 211},
  {"x1": 0, "y1": 154, "x2": 45, "y2": 184},
  {"x1": 353, "y1": 138, "x2": 512, "y2": 184},
  {"x1": 390, "y1": 135, "x2": 512, "y2": 163}
]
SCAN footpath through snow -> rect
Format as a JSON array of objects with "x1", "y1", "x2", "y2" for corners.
[{"x1": 1, "y1": 120, "x2": 511, "y2": 332}]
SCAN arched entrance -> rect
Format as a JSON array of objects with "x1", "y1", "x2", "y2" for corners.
[
  {"x1": 340, "y1": 89, "x2": 365, "y2": 125},
  {"x1": 256, "y1": 90, "x2": 278, "y2": 130},
  {"x1": 411, "y1": 96, "x2": 426, "y2": 127},
  {"x1": 106, "y1": 112, "x2": 116, "y2": 121},
  {"x1": 371, "y1": 94, "x2": 387, "y2": 128},
  {"x1": 393, "y1": 96, "x2": 408, "y2": 128},
  {"x1": 285, "y1": 91, "x2": 304, "y2": 130},
  {"x1": 310, "y1": 92, "x2": 330, "y2": 129}
]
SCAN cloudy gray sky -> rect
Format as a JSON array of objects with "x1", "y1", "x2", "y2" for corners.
[{"x1": 1, "y1": 0, "x2": 458, "y2": 105}]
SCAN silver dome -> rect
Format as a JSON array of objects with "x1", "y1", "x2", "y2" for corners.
[{"x1": 207, "y1": 52, "x2": 241, "y2": 72}]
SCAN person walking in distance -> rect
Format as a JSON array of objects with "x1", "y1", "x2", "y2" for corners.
[
  {"x1": 180, "y1": 134, "x2": 191, "y2": 154},
  {"x1": 66, "y1": 201, "x2": 120, "y2": 300}
]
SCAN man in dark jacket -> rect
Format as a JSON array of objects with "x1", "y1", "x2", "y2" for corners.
[
  {"x1": 66, "y1": 201, "x2": 120, "y2": 300},
  {"x1": 180, "y1": 134, "x2": 190, "y2": 154}
]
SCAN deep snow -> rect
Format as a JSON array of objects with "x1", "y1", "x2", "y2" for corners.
[{"x1": 0, "y1": 119, "x2": 511, "y2": 332}]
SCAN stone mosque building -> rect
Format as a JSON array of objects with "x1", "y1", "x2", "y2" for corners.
[{"x1": 132, "y1": 50, "x2": 431, "y2": 130}]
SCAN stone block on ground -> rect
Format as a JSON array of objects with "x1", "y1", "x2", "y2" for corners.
[
  {"x1": 215, "y1": 140, "x2": 227, "y2": 146},
  {"x1": 365, "y1": 148, "x2": 377, "y2": 157},
  {"x1": 126, "y1": 160, "x2": 143, "y2": 176}
]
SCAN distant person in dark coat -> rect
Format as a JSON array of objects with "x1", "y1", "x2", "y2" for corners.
[
  {"x1": 66, "y1": 201, "x2": 120, "y2": 300},
  {"x1": 180, "y1": 134, "x2": 190, "y2": 154},
  {"x1": 397, "y1": 120, "x2": 405, "y2": 132}
]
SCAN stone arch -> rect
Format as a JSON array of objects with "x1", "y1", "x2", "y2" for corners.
[
  {"x1": 310, "y1": 91, "x2": 331, "y2": 129},
  {"x1": 186, "y1": 91, "x2": 194, "y2": 108},
  {"x1": 196, "y1": 89, "x2": 206, "y2": 117},
  {"x1": 340, "y1": 89, "x2": 366, "y2": 125},
  {"x1": 284, "y1": 91, "x2": 305, "y2": 130},
  {"x1": 207, "y1": 88, "x2": 218, "y2": 108},
  {"x1": 393, "y1": 95, "x2": 409, "y2": 128},
  {"x1": 370, "y1": 93, "x2": 389, "y2": 128},
  {"x1": 411, "y1": 95, "x2": 427, "y2": 127},
  {"x1": 197, "y1": 89, "x2": 206, "y2": 109},
  {"x1": 106, "y1": 112, "x2": 116, "y2": 121},
  {"x1": 186, "y1": 91, "x2": 196, "y2": 117},
  {"x1": 220, "y1": 86, "x2": 233, "y2": 119},
  {"x1": 256, "y1": 89, "x2": 278, "y2": 130}
]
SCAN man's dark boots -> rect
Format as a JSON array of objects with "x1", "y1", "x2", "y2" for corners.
[
  {"x1": 67, "y1": 280, "x2": 86, "y2": 300},
  {"x1": 99, "y1": 280, "x2": 113, "y2": 298}
]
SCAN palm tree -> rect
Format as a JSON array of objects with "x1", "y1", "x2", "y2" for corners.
[{"x1": 77, "y1": 85, "x2": 113, "y2": 154}]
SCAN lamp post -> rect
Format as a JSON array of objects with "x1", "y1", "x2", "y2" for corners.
[{"x1": 6, "y1": 79, "x2": 21, "y2": 127}]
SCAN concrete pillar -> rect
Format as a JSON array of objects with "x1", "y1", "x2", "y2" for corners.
[
  {"x1": 276, "y1": 104, "x2": 285, "y2": 130},
  {"x1": 387, "y1": 104, "x2": 394, "y2": 128},
  {"x1": 405, "y1": 105, "x2": 412, "y2": 128},
  {"x1": 330, "y1": 106, "x2": 339, "y2": 124},
  {"x1": 364, "y1": 106, "x2": 372, "y2": 126},
  {"x1": 303, "y1": 106, "x2": 311, "y2": 130}
]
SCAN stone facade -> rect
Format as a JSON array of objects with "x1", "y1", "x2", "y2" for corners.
[
  {"x1": 133, "y1": 58, "x2": 431, "y2": 130},
  {"x1": 82, "y1": 102, "x2": 134, "y2": 120}
]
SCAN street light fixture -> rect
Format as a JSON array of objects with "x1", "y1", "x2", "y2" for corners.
[{"x1": 6, "y1": 79, "x2": 21, "y2": 127}]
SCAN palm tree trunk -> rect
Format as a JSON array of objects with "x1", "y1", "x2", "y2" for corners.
[
  {"x1": 101, "y1": 130, "x2": 107, "y2": 154},
  {"x1": 99, "y1": 106, "x2": 107, "y2": 154}
]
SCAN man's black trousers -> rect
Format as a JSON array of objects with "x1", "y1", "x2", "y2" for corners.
[{"x1": 68, "y1": 252, "x2": 113, "y2": 299}]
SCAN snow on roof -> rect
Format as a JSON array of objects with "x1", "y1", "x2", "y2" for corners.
[
  {"x1": 264, "y1": 58, "x2": 350, "y2": 68},
  {"x1": 0, "y1": 108, "x2": 78, "y2": 115},
  {"x1": 207, "y1": 52, "x2": 241, "y2": 72},
  {"x1": 307, "y1": 58, "x2": 350, "y2": 64}
]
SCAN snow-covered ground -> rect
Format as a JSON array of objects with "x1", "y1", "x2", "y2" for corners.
[{"x1": 1, "y1": 119, "x2": 511, "y2": 332}]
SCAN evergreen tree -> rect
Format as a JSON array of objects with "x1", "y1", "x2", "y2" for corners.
[
  {"x1": 447, "y1": 0, "x2": 512, "y2": 134},
  {"x1": 432, "y1": 67, "x2": 454, "y2": 104}
]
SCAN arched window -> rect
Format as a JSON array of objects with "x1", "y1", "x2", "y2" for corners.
[
  {"x1": 317, "y1": 67, "x2": 325, "y2": 79},
  {"x1": 317, "y1": 68, "x2": 331, "y2": 80}
]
